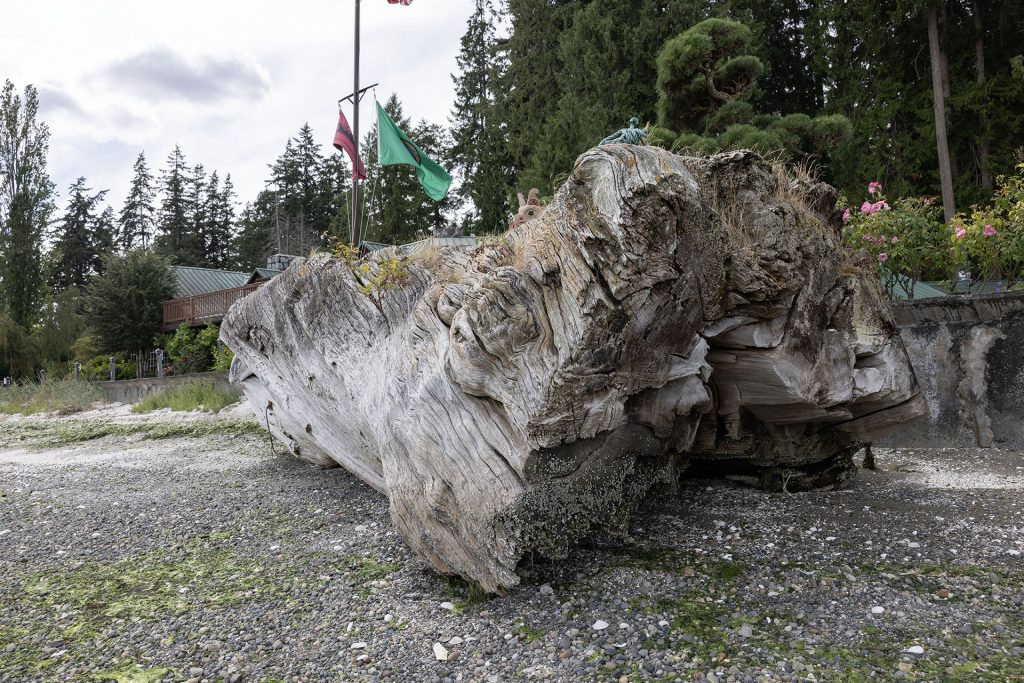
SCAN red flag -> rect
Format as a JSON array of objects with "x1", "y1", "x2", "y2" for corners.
[
  {"x1": 387, "y1": 0, "x2": 413, "y2": 4},
  {"x1": 333, "y1": 109, "x2": 367, "y2": 180}
]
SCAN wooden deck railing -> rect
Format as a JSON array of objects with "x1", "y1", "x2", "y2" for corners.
[{"x1": 162, "y1": 282, "x2": 264, "y2": 330}]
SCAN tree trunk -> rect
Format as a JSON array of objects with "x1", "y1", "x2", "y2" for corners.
[
  {"x1": 973, "y1": 0, "x2": 993, "y2": 192},
  {"x1": 928, "y1": 3, "x2": 957, "y2": 222},
  {"x1": 223, "y1": 147, "x2": 926, "y2": 592},
  {"x1": 939, "y1": 1, "x2": 958, "y2": 181}
]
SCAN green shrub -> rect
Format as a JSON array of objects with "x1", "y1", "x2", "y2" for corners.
[
  {"x1": 646, "y1": 126, "x2": 678, "y2": 148},
  {"x1": 212, "y1": 345, "x2": 234, "y2": 372},
  {"x1": 842, "y1": 184, "x2": 949, "y2": 299},
  {"x1": 80, "y1": 353, "x2": 136, "y2": 381},
  {"x1": 950, "y1": 162, "x2": 1024, "y2": 288},
  {"x1": 130, "y1": 381, "x2": 240, "y2": 414},
  {"x1": 0, "y1": 313, "x2": 37, "y2": 380},
  {"x1": 165, "y1": 323, "x2": 224, "y2": 375},
  {"x1": 0, "y1": 379, "x2": 103, "y2": 416}
]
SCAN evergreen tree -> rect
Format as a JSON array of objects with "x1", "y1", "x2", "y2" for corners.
[
  {"x1": 813, "y1": 0, "x2": 1024, "y2": 205},
  {"x1": 534, "y1": 0, "x2": 702, "y2": 187},
  {"x1": 450, "y1": 0, "x2": 515, "y2": 233},
  {"x1": 205, "y1": 173, "x2": 235, "y2": 269},
  {"x1": 154, "y1": 145, "x2": 192, "y2": 263},
  {"x1": 85, "y1": 249, "x2": 176, "y2": 353},
  {"x1": 96, "y1": 206, "x2": 115, "y2": 263},
  {"x1": 265, "y1": 124, "x2": 333, "y2": 256},
  {"x1": 179, "y1": 163, "x2": 208, "y2": 266},
  {"x1": 319, "y1": 154, "x2": 351, "y2": 241},
  {"x1": 411, "y1": 119, "x2": 458, "y2": 234},
  {"x1": 230, "y1": 194, "x2": 274, "y2": 270},
  {"x1": 499, "y1": 0, "x2": 575, "y2": 192},
  {"x1": 362, "y1": 94, "x2": 453, "y2": 244},
  {"x1": 656, "y1": 18, "x2": 765, "y2": 132},
  {"x1": 0, "y1": 80, "x2": 55, "y2": 330},
  {"x1": 118, "y1": 152, "x2": 155, "y2": 251},
  {"x1": 49, "y1": 177, "x2": 112, "y2": 294}
]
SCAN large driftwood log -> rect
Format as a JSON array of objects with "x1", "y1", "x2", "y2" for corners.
[{"x1": 221, "y1": 147, "x2": 925, "y2": 592}]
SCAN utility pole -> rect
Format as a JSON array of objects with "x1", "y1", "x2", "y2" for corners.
[
  {"x1": 338, "y1": 3, "x2": 376, "y2": 247},
  {"x1": 351, "y1": 0, "x2": 361, "y2": 247}
]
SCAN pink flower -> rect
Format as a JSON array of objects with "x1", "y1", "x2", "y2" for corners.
[
  {"x1": 878, "y1": 253, "x2": 888, "y2": 263},
  {"x1": 860, "y1": 201, "x2": 874, "y2": 214},
  {"x1": 983, "y1": 224, "x2": 997, "y2": 237},
  {"x1": 955, "y1": 228, "x2": 966, "y2": 240},
  {"x1": 872, "y1": 201, "x2": 890, "y2": 212},
  {"x1": 891, "y1": 236, "x2": 899, "y2": 244},
  {"x1": 868, "y1": 181, "x2": 884, "y2": 195},
  {"x1": 843, "y1": 208, "x2": 851, "y2": 224}
]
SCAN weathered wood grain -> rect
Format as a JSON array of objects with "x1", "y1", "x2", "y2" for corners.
[{"x1": 221, "y1": 147, "x2": 925, "y2": 592}]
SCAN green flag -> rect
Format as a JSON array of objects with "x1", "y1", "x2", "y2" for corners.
[{"x1": 376, "y1": 102, "x2": 452, "y2": 201}]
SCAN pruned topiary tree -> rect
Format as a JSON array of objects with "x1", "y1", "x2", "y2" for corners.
[
  {"x1": 654, "y1": 18, "x2": 851, "y2": 162},
  {"x1": 656, "y1": 18, "x2": 764, "y2": 134}
]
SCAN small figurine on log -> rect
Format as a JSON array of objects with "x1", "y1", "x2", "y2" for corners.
[
  {"x1": 508, "y1": 188, "x2": 543, "y2": 230},
  {"x1": 600, "y1": 117, "x2": 649, "y2": 145}
]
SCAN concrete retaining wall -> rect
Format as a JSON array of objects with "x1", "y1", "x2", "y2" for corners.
[
  {"x1": 885, "y1": 291, "x2": 1024, "y2": 449},
  {"x1": 97, "y1": 372, "x2": 232, "y2": 404}
]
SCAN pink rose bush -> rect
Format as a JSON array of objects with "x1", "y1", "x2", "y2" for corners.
[
  {"x1": 949, "y1": 164, "x2": 1024, "y2": 288},
  {"x1": 843, "y1": 164, "x2": 1023, "y2": 295},
  {"x1": 841, "y1": 181, "x2": 948, "y2": 298}
]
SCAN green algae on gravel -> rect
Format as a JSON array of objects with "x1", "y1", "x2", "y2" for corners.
[
  {"x1": 0, "y1": 418, "x2": 265, "y2": 450},
  {"x1": 91, "y1": 662, "x2": 175, "y2": 683},
  {"x1": 339, "y1": 555, "x2": 403, "y2": 598},
  {"x1": 0, "y1": 540, "x2": 284, "y2": 682}
]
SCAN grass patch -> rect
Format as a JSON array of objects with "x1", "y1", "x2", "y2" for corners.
[
  {"x1": 0, "y1": 380, "x2": 103, "y2": 416},
  {"x1": 91, "y1": 663, "x2": 175, "y2": 683},
  {"x1": 0, "y1": 418, "x2": 265, "y2": 450},
  {"x1": 131, "y1": 381, "x2": 240, "y2": 414},
  {"x1": 609, "y1": 544, "x2": 748, "y2": 584},
  {"x1": 517, "y1": 625, "x2": 546, "y2": 642},
  {"x1": 340, "y1": 556, "x2": 402, "y2": 596},
  {"x1": 442, "y1": 575, "x2": 493, "y2": 614}
]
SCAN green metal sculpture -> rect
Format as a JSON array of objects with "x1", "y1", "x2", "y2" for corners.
[{"x1": 600, "y1": 117, "x2": 648, "y2": 145}]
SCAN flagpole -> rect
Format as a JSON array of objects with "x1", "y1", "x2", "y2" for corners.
[{"x1": 351, "y1": 0, "x2": 361, "y2": 247}]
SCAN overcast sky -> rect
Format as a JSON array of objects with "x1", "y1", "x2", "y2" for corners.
[{"x1": 1, "y1": 0, "x2": 476, "y2": 211}]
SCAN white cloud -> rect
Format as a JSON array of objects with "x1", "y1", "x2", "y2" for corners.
[
  {"x1": 1, "y1": 0, "x2": 475, "y2": 212},
  {"x1": 94, "y1": 46, "x2": 271, "y2": 103}
]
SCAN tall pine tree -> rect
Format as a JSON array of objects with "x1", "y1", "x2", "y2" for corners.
[
  {"x1": 450, "y1": 0, "x2": 514, "y2": 234},
  {"x1": 118, "y1": 152, "x2": 155, "y2": 251},
  {"x1": 203, "y1": 172, "x2": 235, "y2": 269},
  {"x1": 154, "y1": 145, "x2": 192, "y2": 264},
  {"x1": 49, "y1": 177, "x2": 113, "y2": 294},
  {"x1": 180, "y1": 163, "x2": 209, "y2": 266}
]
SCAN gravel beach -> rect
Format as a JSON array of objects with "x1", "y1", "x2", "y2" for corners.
[{"x1": 1, "y1": 401, "x2": 1022, "y2": 682}]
